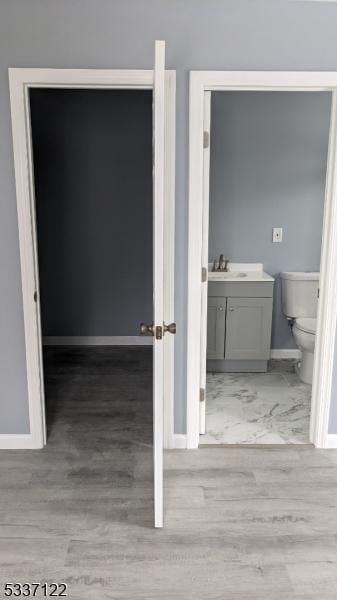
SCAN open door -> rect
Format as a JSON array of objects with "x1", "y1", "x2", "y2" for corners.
[
  {"x1": 141, "y1": 40, "x2": 174, "y2": 527},
  {"x1": 152, "y1": 40, "x2": 165, "y2": 528},
  {"x1": 199, "y1": 91, "x2": 211, "y2": 435}
]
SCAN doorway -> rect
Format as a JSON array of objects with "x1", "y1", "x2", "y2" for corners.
[
  {"x1": 9, "y1": 52, "x2": 176, "y2": 528},
  {"x1": 187, "y1": 71, "x2": 337, "y2": 450},
  {"x1": 201, "y1": 90, "x2": 329, "y2": 446},
  {"x1": 30, "y1": 86, "x2": 154, "y2": 466}
]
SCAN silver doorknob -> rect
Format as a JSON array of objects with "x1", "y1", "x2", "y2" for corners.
[
  {"x1": 140, "y1": 322, "x2": 155, "y2": 335},
  {"x1": 163, "y1": 322, "x2": 177, "y2": 335}
]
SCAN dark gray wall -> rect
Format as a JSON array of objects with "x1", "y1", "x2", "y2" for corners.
[
  {"x1": 209, "y1": 91, "x2": 330, "y2": 350},
  {"x1": 2, "y1": 0, "x2": 337, "y2": 433},
  {"x1": 30, "y1": 89, "x2": 152, "y2": 337}
]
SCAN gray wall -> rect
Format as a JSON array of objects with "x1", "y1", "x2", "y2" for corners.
[
  {"x1": 2, "y1": 0, "x2": 337, "y2": 434},
  {"x1": 209, "y1": 91, "x2": 330, "y2": 349},
  {"x1": 30, "y1": 89, "x2": 153, "y2": 337}
]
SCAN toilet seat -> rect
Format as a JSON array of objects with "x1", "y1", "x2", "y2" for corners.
[{"x1": 295, "y1": 317, "x2": 317, "y2": 335}]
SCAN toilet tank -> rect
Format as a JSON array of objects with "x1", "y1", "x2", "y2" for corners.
[{"x1": 280, "y1": 272, "x2": 319, "y2": 319}]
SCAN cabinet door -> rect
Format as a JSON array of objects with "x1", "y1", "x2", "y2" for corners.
[
  {"x1": 225, "y1": 297, "x2": 272, "y2": 360},
  {"x1": 207, "y1": 297, "x2": 226, "y2": 360}
]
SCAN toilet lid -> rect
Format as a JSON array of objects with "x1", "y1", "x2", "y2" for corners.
[{"x1": 295, "y1": 317, "x2": 317, "y2": 335}]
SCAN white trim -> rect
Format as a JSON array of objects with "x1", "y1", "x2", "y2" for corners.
[
  {"x1": 311, "y1": 92, "x2": 337, "y2": 449},
  {"x1": 187, "y1": 70, "x2": 337, "y2": 450},
  {"x1": 43, "y1": 336, "x2": 153, "y2": 346},
  {"x1": 171, "y1": 434, "x2": 188, "y2": 449},
  {"x1": 188, "y1": 70, "x2": 337, "y2": 91},
  {"x1": 326, "y1": 434, "x2": 337, "y2": 449},
  {"x1": 270, "y1": 349, "x2": 301, "y2": 360},
  {"x1": 0, "y1": 435, "x2": 36, "y2": 450},
  {"x1": 199, "y1": 91, "x2": 211, "y2": 436},
  {"x1": 8, "y1": 67, "x2": 176, "y2": 451}
]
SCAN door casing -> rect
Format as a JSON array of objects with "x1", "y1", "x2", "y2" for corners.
[
  {"x1": 8, "y1": 67, "x2": 176, "y2": 450},
  {"x1": 187, "y1": 71, "x2": 337, "y2": 449}
]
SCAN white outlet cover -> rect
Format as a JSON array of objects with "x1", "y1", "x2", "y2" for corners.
[{"x1": 273, "y1": 227, "x2": 283, "y2": 243}]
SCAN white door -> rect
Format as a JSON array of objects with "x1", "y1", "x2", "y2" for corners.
[
  {"x1": 151, "y1": 40, "x2": 166, "y2": 528},
  {"x1": 140, "y1": 40, "x2": 166, "y2": 527},
  {"x1": 199, "y1": 91, "x2": 211, "y2": 435}
]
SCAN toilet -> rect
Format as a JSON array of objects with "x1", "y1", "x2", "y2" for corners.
[{"x1": 280, "y1": 272, "x2": 319, "y2": 384}]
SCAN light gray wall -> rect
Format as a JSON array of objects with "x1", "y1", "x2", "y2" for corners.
[
  {"x1": 2, "y1": 0, "x2": 337, "y2": 433},
  {"x1": 30, "y1": 88, "x2": 152, "y2": 337},
  {"x1": 209, "y1": 91, "x2": 330, "y2": 349}
]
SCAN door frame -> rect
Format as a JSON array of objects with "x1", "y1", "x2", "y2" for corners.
[
  {"x1": 9, "y1": 67, "x2": 176, "y2": 450},
  {"x1": 187, "y1": 70, "x2": 337, "y2": 449}
]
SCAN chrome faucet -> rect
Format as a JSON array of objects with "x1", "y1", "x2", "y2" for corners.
[{"x1": 212, "y1": 254, "x2": 229, "y2": 272}]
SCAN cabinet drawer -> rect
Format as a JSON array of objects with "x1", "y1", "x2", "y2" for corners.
[{"x1": 208, "y1": 281, "x2": 274, "y2": 298}]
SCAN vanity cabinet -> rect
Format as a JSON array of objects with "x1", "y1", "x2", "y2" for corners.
[
  {"x1": 225, "y1": 297, "x2": 273, "y2": 360},
  {"x1": 207, "y1": 297, "x2": 226, "y2": 359},
  {"x1": 207, "y1": 280, "x2": 274, "y2": 371}
]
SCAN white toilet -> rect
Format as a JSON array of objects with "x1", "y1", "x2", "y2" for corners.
[{"x1": 280, "y1": 272, "x2": 319, "y2": 384}]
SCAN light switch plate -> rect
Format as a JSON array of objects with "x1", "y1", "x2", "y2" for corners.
[{"x1": 273, "y1": 227, "x2": 283, "y2": 243}]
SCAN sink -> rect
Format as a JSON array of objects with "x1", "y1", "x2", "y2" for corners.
[
  {"x1": 208, "y1": 271, "x2": 247, "y2": 279},
  {"x1": 207, "y1": 264, "x2": 274, "y2": 282}
]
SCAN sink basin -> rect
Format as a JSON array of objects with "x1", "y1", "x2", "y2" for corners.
[
  {"x1": 207, "y1": 264, "x2": 274, "y2": 282},
  {"x1": 209, "y1": 271, "x2": 247, "y2": 279}
]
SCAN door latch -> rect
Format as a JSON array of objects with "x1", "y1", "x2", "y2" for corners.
[
  {"x1": 140, "y1": 322, "x2": 176, "y2": 339},
  {"x1": 140, "y1": 323, "x2": 163, "y2": 340}
]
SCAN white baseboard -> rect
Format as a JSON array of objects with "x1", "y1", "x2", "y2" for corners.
[
  {"x1": 270, "y1": 349, "x2": 301, "y2": 359},
  {"x1": 0, "y1": 434, "x2": 36, "y2": 449},
  {"x1": 326, "y1": 434, "x2": 337, "y2": 449},
  {"x1": 43, "y1": 336, "x2": 153, "y2": 346},
  {"x1": 171, "y1": 434, "x2": 187, "y2": 449}
]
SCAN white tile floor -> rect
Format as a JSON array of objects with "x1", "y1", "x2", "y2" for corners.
[{"x1": 201, "y1": 360, "x2": 311, "y2": 445}]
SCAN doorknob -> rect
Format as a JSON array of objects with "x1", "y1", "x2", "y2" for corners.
[
  {"x1": 140, "y1": 322, "x2": 155, "y2": 335},
  {"x1": 140, "y1": 322, "x2": 163, "y2": 340},
  {"x1": 140, "y1": 322, "x2": 176, "y2": 338},
  {"x1": 163, "y1": 322, "x2": 177, "y2": 335}
]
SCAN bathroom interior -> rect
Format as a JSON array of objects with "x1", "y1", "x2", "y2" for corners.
[{"x1": 201, "y1": 90, "x2": 331, "y2": 446}]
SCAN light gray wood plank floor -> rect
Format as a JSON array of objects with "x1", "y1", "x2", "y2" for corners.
[{"x1": 1, "y1": 347, "x2": 337, "y2": 599}]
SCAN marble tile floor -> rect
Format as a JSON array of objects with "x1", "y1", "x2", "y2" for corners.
[
  {"x1": 2, "y1": 349, "x2": 337, "y2": 598},
  {"x1": 201, "y1": 359, "x2": 311, "y2": 445}
]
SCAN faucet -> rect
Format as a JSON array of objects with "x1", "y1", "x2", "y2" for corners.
[{"x1": 212, "y1": 254, "x2": 229, "y2": 272}]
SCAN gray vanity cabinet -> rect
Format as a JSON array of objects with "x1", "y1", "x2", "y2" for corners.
[
  {"x1": 207, "y1": 280, "x2": 274, "y2": 371},
  {"x1": 225, "y1": 297, "x2": 273, "y2": 360},
  {"x1": 207, "y1": 297, "x2": 226, "y2": 359}
]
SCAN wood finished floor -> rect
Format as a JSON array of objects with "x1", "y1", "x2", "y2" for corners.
[{"x1": 1, "y1": 347, "x2": 337, "y2": 598}]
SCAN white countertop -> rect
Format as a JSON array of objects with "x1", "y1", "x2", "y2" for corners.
[{"x1": 208, "y1": 263, "x2": 274, "y2": 282}]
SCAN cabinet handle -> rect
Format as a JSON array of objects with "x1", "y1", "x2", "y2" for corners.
[
  {"x1": 229, "y1": 307, "x2": 235, "y2": 311},
  {"x1": 218, "y1": 306, "x2": 223, "y2": 311}
]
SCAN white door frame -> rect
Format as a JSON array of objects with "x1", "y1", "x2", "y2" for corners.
[
  {"x1": 8, "y1": 67, "x2": 176, "y2": 450},
  {"x1": 199, "y1": 91, "x2": 211, "y2": 435},
  {"x1": 187, "y1": 70, "x2": 337, "y2": 449}
]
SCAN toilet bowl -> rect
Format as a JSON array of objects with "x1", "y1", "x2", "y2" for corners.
[
  {"x1": 280, "y1": 271, "x2": 319, "y2": 385},
  {"x1": 292, "y1": 317, "x2": 317, "y2": 384}
]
